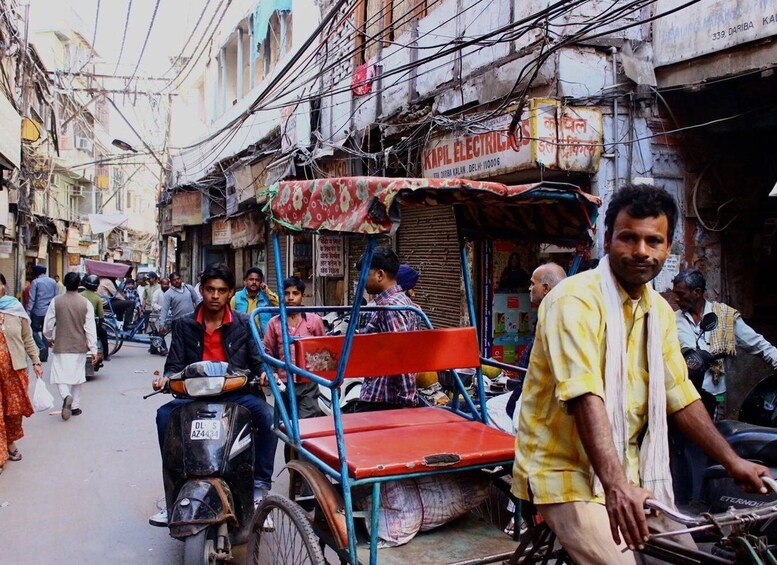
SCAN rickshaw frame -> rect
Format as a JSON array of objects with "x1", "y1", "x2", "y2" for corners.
[{"x1": 247, "y1": 177, "x2": 601, "y2": 565}]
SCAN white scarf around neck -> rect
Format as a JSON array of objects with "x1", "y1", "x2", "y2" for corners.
[{"x1": 595, "y1": 255, "x2": 674, "y2": 506}]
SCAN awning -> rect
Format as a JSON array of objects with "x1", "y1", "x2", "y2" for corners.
[
  {"x1": 88, "y1": 213, "x2": 129, "y2": 234},
  {"x1": 266, "y1": 177, "x2": 601, "y2": 244}
]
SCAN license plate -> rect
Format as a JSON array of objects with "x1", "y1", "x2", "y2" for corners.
[{"x1": 190, "y1": 419, "x2": 220, "y2": 440}]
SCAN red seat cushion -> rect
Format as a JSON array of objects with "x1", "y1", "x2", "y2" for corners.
[
  {"x1": 294, "y1": 407, "x2": 467, "y2": 439},
  {"x1": 303, "y1": 419, "x2": 516, "y2": 479}
]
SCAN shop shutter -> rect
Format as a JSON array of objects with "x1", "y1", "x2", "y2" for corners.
[
  {"x1": 397, "y1": 206, "x2": 463, "y2": 329},
  {"x1": 346, "y1": 235, "x2": 391, "y2": 304},
  {"x1": 265, "y1": 234, "x2": 288, "y2": 295},
  {"x1": 0, "y1": 255, "x2": 17, "y2": 296}
]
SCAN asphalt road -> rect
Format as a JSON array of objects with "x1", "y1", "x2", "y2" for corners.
[{"x1": 0, "y1": 340, "x2": 287, "y2": 565}]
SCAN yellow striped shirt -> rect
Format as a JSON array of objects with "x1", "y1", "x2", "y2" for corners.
[{"x1": 512, "y1": 268, "x2": 699, "y2": 504}]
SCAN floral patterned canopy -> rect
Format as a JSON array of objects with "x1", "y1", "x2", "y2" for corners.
[{"x1": 265, "y1": 177, "x2": 600, "y2": 243}]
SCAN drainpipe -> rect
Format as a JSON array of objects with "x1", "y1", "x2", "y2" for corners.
[{"x1": 611, "y1": 46, "x2": 619, "y2": 192}]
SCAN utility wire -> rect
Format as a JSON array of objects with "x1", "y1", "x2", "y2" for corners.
[
  {"x1": 127, "y1": 0, "x2": 161, "y2": 84},
  {"x1": 158, "y1": 0, "x2": 214, "y2": 78},
  {"x1": 113, "y1": 0, "x2": 134, "y2": 75}
]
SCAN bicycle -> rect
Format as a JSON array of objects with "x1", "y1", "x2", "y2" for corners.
[
  {"x1": 510, "y1": 476, "x2": 777, "y2": 565},
  {"x1": 102, "y1": 295, "x2": 165, "y2": 356}
]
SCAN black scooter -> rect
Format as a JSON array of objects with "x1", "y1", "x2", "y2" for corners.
[
  {"x1": 681, "y1": 313, "x2": 777, "y2": 543},
  {"x1": 148, "y1": 361, "x2": 256, "y2": 565}
]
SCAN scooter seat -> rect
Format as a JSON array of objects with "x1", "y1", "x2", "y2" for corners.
[{"x1": 716, "y1": 419, "x2": 777, "y2": 466}]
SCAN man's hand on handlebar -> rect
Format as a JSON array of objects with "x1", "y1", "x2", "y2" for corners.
[
  {"x1": 604, "y1": 480, "x2": 653, "y2": 551},
  {"x1": 727, "y1": 457, "x2": 770, "y2": 495},
  {"x1": 152, "y1": 376, "x2": 169, "y2": 391}
]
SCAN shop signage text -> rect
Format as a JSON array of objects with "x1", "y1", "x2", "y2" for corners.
[
  {"x1": 212, "y1": 219, "x2": 231, "y2": 245},
  {"x1": 654, "y1": 0, "x2": 777, "y2": 66},
  {"x1": 316, "y1": 235, "x2": 344, "y2": 277},
  {"x1": 172, "y1": 191, "x2": 204, "y2": 226},
  {"x1": 422, "y1": 100, "x2": 602, "y2": 179},
  {"x1": 230, "y1": 214, "x2": 264, "y2": 249}
]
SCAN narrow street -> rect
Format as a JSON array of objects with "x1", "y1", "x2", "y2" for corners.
[{"x1": 0, "y1": 341, "x2": 284, "y2": 565}]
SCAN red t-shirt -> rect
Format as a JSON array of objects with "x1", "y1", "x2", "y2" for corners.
[{"x1": 196, "y1": 307, "x2": 233, "y2": 362}]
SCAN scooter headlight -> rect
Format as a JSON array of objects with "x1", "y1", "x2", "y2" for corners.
[{"x1": 184, "y1": 376, "x2": 226, "y2": 396}]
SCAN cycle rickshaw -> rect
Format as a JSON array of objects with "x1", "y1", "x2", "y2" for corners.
[{"x1": 246, "y1": 177, "x2": 777, "y2": 565}]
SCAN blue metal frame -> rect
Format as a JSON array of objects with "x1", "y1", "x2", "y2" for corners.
[{"x1": 248, "y1": 231, "x2": 514, "y2": 565}]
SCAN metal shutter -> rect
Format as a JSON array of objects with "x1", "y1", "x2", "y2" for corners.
[
  {"x1": 265, "y1": 235, "x2": 288, "y2": 295},
  {"x1": 0, "y1": 255, "x2": 17, "y2": 296},
  {"x1": 397, "y1": 206, "x2": 463, "y2": 329}
]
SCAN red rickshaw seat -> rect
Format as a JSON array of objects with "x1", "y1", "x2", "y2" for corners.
[
  {"x1": 303, "y1": 420, "x2": 515, "y2": 479},
  {"x1": 293, "y1": 407, "x2": 466, "y2": 439},
  {"x1": 288, "y1": 327, "x2": 514, "y2": 479}
]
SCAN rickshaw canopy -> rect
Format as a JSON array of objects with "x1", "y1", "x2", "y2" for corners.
[
  {"x1": 83, "y1": 259, "x2": 132, "y2": 279},
  {"x1": 265, "y1": 177, "x2": 600, "y2": 244}
]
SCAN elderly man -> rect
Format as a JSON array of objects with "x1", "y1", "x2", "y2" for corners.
[
  {"x1": 142, "y1": 272, "x2": 161, "y2": 333},
  {"x1": 486, "y1": 262, "x2": 567, "y2": 434}
]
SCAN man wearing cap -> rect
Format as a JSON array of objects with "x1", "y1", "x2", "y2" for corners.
[
  {"x1": 27, "y1": 265, "x2": 59, "y2": 362},
  {"x1": 397, "y1": 264, "x2": 419, "y2": 300}
]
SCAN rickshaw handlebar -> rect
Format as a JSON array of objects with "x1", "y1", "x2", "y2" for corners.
[{"x1": 645, "y1": 476, "x2": 777, "y2": 528}]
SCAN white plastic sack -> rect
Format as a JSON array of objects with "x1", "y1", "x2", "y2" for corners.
[
  {"x1": 31, "y1": 378, "x2": 54, "y2": 412},
  {"x1": 416, "y1": 472, "x2": 492, "y2": 530},
  {"x1": 359, "y1": 472, "x2": 493, "y2": 547},
  {"x1": 359, "y1": 479, "x2": 423, "y2": 547}
]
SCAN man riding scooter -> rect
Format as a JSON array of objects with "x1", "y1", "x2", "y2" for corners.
[{"x1": 149, "y1": 263, "x2": 278, "y2": 526}]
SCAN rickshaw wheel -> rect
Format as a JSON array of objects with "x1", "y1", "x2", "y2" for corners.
[
  {"x1": 104, "y1": 324, "x2": 123, "y2": 355},
  {"x1": 248, "y1": 494, "x2": 325, "y2": 565}
]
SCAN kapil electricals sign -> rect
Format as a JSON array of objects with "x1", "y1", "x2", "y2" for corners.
[
  {"x1": 654, "y1": 0, "x2": 777, "y2": 66},
  {"x1": 422, "y1": 100, "x2": 602, "y2": 179}
]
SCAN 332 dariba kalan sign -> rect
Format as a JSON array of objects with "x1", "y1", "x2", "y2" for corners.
[
  {"x1": 421, "y1": 100, "x2": 602, "y2": 180},
  {"x1": 653, "y1": 0, "x2": 777, "y2": 66}
]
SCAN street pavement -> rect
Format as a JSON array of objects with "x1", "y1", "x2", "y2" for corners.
[{"x1": 0, "y1": 340, "x2": 287, "y2": 565}]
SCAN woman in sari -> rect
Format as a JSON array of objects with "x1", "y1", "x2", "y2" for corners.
[{"x1": 0, "y1": 273, "x2": 43, "y2": 474}]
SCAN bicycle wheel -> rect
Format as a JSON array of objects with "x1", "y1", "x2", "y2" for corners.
[
  {"x1": 104, "y1": 323, "x2": 124, "y2": 356},
  {"x1": 248, "y1": 494, "x2": 325, "y2": 565}
]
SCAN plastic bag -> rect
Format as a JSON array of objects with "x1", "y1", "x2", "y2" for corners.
[{"x1": 32, "y1": 378, "x2": 54, "y2": 412}]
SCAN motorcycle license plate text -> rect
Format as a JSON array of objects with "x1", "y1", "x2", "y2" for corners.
[{"x1": 190, "y1": 419, "x2": 220, "y2": 440}]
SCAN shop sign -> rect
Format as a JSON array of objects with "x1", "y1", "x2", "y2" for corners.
[
  {"x1": 255, "y1": 157, "x2": 294, "y2": 202},
  {"x1": 233, "y1": 162, "x2": 258, "y2": 205},
  {"x1": 160, "y1": 205, "x2": 174, "y2": 235},
  {"x1": 0, "y1": 240, "x2": 13, "y2": 256},
  {"x1": 37, "y1": 234, "x2": 48, "y2": 259},
  {"x1": 230, "y1": 213, "x2": 264, "y2": 249},
  {"x1": 316, "y1": 235, "x2": 344, "y2": 277},
  {"x1": 66, "y1": 226, "x2": 80, "y2": 250},
  {"x1": 51, "y1": 220, "x2": 67, "y2": 244},
  {"x1": 556, "y1": 106, "x2": 604, "y2": 172},
  {"x1": 172, "y1": 191, "x2": 204, "y2": 226},
  {"x1": 320, "y1": 158, "x2": 349, "y2": 178},
  {"x1": 0, "y1": 93, "x2": 21, "y2": 169},
  {"x1": 421, "y1": 100, "x2": 602, "y2": 179},
  {"x1": 212, "y1": 218, "x2": 231, "y2": 245},
  {"x1": 654, "y1": 0, "x2": 777, "y2": 67},
  {"x1": 68, "y1": 253, "x2": 81, "y2": 267},
  {"x1": 281, "y1": 105, "x2": 297, "y2": 152}
]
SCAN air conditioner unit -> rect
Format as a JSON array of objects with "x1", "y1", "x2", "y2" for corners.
[
  {"x1": 71, "y1": 186, "x2": 84, "y2": 197},
  {"x1": 75, "y1": 137, "x2": 93, "y2": 152}
]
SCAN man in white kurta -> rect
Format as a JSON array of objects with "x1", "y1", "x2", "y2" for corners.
[{"x1": 43, "y1": 273, "x2": 98, "y2": 420}]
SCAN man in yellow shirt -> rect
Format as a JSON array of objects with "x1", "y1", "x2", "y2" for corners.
[{"x1": 512, "y1": 184, "x2": 769, "y2": 563}]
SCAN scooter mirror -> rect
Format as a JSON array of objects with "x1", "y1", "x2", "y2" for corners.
[{"x1": 700, "y1": 312, "x2": 718, "y2": 333}]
